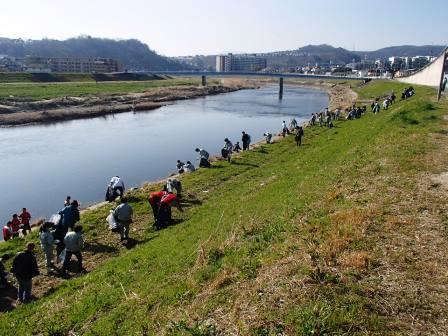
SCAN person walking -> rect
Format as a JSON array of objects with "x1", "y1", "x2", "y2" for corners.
[
  {"x1": 295, "y1": 126, "x2": 304, "y2": 146},
  {"x1": 62, "y1": 225, "x2": 85, "y2": 274},
  {"x1": 281, "y1": 120, "x2": 288, "y2": 137},
  {"x1": 241, "y1": 131, "x2": 251, "y2": 151},
  {"x1": 11, "y1": 243, "x2": 39, "y2": 303},
  {"x1": 39, "y1": 222, "x2": 55, "y2": 272},
  {"x1": 113, "y1": 197, "x2": 133, "y2": 242}
]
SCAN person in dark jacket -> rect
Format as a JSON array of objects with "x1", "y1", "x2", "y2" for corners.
[
  {"x1": 11, "y1": 243, "x2": 39, "y2": 303},
  {"x1": 58, "y1": 200, "x2": 80, "y2": 231},
  {"x1": 241, "y1": 131, "x2": 251, "y2": 151}
]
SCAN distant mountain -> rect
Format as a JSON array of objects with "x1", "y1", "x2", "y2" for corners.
[
  {"x1": 354, "y1": 45, "x2": 446, "y2": 60},
  {"x1": 177, "y1": 44, "x2": 448, "y2": 71},
  {"x1": 0, "y1": 36, "x2": 187, "y2": 71}
]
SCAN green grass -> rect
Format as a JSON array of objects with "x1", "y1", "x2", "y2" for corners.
[
  {"x1": 0, "y1": 78, "x2": 202, "y2": 101},
  {"x1": 0, "y1": 80, "x2": 446, "y2": 335}
]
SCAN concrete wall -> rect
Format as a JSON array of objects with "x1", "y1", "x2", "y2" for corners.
[{"x1": 397, "y1": 48, "x2": 447, "y2": 87}]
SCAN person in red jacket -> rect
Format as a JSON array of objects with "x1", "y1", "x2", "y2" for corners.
[
  {"x1": 10, "y1": 214, "x2": 21, "y2": 235},
  {"x1": 19, "y1": 208, "x2": 32, "y2": 234},
  {"x1": 156, "y1": 192, "x2": 183, "y2": 229},
  {"x1": 148, "y1": 191, "x2": 166, "y2": 220}
]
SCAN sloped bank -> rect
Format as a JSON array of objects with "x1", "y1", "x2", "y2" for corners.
[{"x1": 2, "y1": 81, "x2": 445, "y2": 335}]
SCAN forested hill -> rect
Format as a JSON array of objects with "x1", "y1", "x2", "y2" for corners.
[{"x1": 0, "y1": 36, "x2": 187, "y2": 71}]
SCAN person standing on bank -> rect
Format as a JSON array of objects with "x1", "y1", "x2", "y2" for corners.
[
  {"x1": 39, "y1": 222, "x2": 55, "y2": 272},
  {"x1": 295, "y1": 126, "x2": 304, "y2": 146},
  {"x1": 19, "y1": 208, "x2": 32, "y2": 234},
  {"x1": 241, "y1": 131, "x2": 251, "y2": 151},
  {"x1": 11, "y1": 242, "x2": 39, "y2": 303},
  {"x1": 113, "y1": 197, "x2": 133, "y2": 242}
]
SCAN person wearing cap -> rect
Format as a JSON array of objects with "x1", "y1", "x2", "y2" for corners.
[
  {"x1": 64, "y1": 196, "x2": 71, "y2": 207},
  {"x1": 113, "y1": 197, "x2": 133, "y2": 242},
  {"x1": 11, "y1": 242, "x2": 39, "y2": 303}
]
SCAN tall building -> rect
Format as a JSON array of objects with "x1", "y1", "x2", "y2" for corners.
[{"x1": 216, "y1": 54, "x2": 267, "y2": 72}]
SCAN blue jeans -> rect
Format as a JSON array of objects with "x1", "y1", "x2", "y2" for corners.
[{"x1": 17, "y1": 277, "x2": 32, "y2": 302}]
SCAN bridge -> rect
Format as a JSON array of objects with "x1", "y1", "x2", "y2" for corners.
[{"x1": 149, "y1": 71, "x2": 370, "y2": 99}]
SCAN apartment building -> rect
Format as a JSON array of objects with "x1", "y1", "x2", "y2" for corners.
[
  {"x1": 216, "y1": 54, "x2": 267, "y2": 72},
  {"x1": 23, "y1": 56, "x2": 123, "y2": 73}
]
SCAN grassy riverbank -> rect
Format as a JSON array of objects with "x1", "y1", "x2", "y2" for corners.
[
  {"x1": 0, "y1": 77, "x2": 202, "y2": 101},
  {"x1": 1, "y1": 80, "x2": 447, "y2": 335}
]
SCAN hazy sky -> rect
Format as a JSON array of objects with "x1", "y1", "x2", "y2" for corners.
[{"x1": 1, "y1": 0, "x2": 447, "y2": 56}]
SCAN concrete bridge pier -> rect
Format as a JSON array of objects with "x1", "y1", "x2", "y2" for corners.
[
  {"x1": 279, "y1": 77, "x2": 284, "y2": 99},
  {"x1": 201, "y1": 75, "x2": 207, "y2": 86}
]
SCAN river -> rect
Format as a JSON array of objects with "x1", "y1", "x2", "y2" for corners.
[{"x1": 0, "y1": 85, "x2": 328, "y2": 229}]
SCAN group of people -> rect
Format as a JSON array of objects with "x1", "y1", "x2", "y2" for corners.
[
  {"x1": 1, "y1": 195, "x2": 85, "y2": 302},
  {"x1": 310, "y1": 108, "x2": 340, "y2": 128},
  {"x1": 401, "y1": 86, "x2": 415, "y2": 100},
  {"x1": 2, "y1": 208, "x2": 32, "y2": 241},
  {"x1": 3, "y1": 89, "x2": 413, "y2": 304}
]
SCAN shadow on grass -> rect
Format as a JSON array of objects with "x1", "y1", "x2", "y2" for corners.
[
  {"x1": 84, "y1": 241, "x2": 119, "y2": 254},
  {"x1": 231, "y1": 161, "x2": 259, "y2": 168},
  {"x1": 0, "y1": 283, "x2": 17, "y2": 312}
]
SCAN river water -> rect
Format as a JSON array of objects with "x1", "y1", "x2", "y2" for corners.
[{"x1": 0, "y1": 85, "x2": 328, "y2": 229}]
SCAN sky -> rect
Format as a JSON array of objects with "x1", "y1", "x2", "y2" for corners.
[{"x1": 0, "y1": 0, "x2": 447, "y2": 56}]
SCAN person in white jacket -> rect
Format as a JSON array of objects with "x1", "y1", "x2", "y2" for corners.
[{"x1": 39, "y1": 222, "x2": 55, "y2": 271}]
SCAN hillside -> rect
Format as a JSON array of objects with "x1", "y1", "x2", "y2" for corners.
[
  {"x1": 0, "y1": 81, "x2": 447, "y2": 334},
  {"x1": 0, "y1": 36, "x2": 187, "y2": 71},
  {"x1": 178, "y1": 44, "x2": 447, "y2": 70},
  {"x1": 264, "y1": 44, "x2": 361, "y2": 67},
  {"x1": 355, "y1": 44, "x2": 446, "y2": 59}
]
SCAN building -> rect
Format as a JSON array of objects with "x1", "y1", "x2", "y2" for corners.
[
  {"x1": 216, "y1": 54, "x2": 267, "y2": 72},
  {"x1": 22, "y1": 56, "x2": 123, "y2": 73}
]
